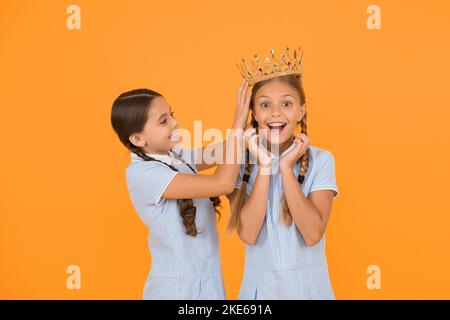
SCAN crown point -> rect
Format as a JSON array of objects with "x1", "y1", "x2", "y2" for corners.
[{"x1": 237, "y1": 45, "x2": 303, "y2": 85}]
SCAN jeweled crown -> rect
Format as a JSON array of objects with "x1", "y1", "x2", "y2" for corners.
[{"x1": 236, "y1": 46, "x2": 303, "y2": 86}]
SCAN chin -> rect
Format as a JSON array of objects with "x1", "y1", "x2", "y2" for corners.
[
  {"x1": 266, "y1": 131, "x2": 293, "y2": 145},
  {"x1": 168, "y1": 140, "x2": 179, "y2": 150}
]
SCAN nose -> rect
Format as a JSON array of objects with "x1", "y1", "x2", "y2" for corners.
[
  {"x1": 170, "y1": 116, "x2": 178, "y2": 128},
  {"x1": 271, "y1": 104, "x2": 282, "y2": 117}
]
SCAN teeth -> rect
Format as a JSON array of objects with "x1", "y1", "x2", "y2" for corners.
[{"x1": 267, "y1": 122, "x2": 286, "y2": 129}]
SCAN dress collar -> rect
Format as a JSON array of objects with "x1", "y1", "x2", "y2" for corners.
[{"x1": 131, "y1": 150, "x2": 176, "y2": 165}]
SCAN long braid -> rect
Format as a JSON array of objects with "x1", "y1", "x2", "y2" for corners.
[
  {"x1": 280, "y1": 112, "x2": 310, "y2": 226},
  {"x1": 132, "y1": 146, "x2": 199, "y2": 237},
  {"x1": 171, "y1": 150, "x2": 222, "y2": 220},
  {"x1": 227, "y1": 113, "x2": 257, "y2": 231}
]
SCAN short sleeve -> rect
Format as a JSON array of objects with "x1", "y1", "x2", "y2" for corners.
[
  {"x1": 126, "y1": 162, "x2": 178, "y2": 207},
  {"x1": 235, "y1": 163, "x2": 245, "y2": 189},
  {"x1": 309, "y1": 151, "x2": 339, "y2": 198}
]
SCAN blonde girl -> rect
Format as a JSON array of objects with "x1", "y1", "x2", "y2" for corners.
[{"x1": 228, "y1": 68, "x2": 339, "y2": 300}]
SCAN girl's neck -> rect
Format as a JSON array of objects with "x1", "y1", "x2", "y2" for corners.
[
  {"x1": 142, "y1": 147, "x2": 170, "y2": 156},
  {"x1": 268, "y1": 137, "x2": 295, "y2": 156}
]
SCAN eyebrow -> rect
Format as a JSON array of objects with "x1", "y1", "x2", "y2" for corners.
[
  {"x1": 158, "y1": 113, "x2": 168, "y2": 121},
  {"x1": 256, "y1": 94, "x2": 293, "y2": 99},
  {"x1": 157, "y1": 106, "x2": 172, "y2": 121}
]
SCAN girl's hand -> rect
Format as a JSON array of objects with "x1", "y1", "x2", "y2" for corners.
[
  {"x1": 279, "y1": 134, "x2": 310, "y2": 169},
  {"x1": 245, "y1": 127, "x2": 273, "y2": 173},
  {"x1": 232, "y1": 79, "x2": 251, "y2": 130}
]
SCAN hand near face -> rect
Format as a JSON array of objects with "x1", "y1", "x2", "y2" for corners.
[
  {"x1": 279, "y1": 133, "x2": 310, "y2": 169},
  {"x1": 233, "y1": 79, "x2": 251, "y2": 130},
  {"x1": 244, "y1": 127, "x2": 273, "y2": 174}
]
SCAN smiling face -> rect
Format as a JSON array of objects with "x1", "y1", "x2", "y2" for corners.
[
  {"x1": 252, "y1": 78, "x2": 306, "y2": 148},
  {"x1": 128, "y1": 96, "x2": 179, "y2": 155}
]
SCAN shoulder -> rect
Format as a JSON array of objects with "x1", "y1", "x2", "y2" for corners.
[
  {"x1": 126, "y1": 158, "x2": 176, "y2": 183},
  {"x1": 308, "y1": 145, "x2": 336, "y2": 167},
  {"x1": 309, "y1": 145, "x2": 335, "y2": 160}
]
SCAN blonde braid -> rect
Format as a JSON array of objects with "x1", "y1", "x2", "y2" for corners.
[
  {"x1": 226, "y1": 112, "x2": 257, "y2": 231},
  {"x1": 280, "y1": 113, "x2": 310, "y2": 226}
]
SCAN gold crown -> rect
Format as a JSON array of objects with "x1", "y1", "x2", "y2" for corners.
[{"x1": 236, "y1": 46, "x2": 303, "y2": 86}]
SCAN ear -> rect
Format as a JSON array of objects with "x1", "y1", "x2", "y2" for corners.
[
  {"x1": 129, "y1": 134, "x2": 146, "y2": 148},
  {"x1": 297, "y1": 102, "x2": 307, "y2": 122},
  {"x1": 251, "y1": 111, "x2": 259, "y2": 126}
]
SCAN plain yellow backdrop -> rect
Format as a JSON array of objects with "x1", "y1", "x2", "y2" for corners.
[{"x1": 1, "y1": 0, "x2": 450, "y2": 299}]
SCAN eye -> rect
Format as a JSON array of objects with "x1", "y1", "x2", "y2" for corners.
[
  {"x1": 160, "y1": 111, "x2": 175, "y2": 125},
  {"x1": 260, "y1": 102, "x2": 269, "y2": 108},
  {"x1": 282, "y1": 101, "x2": 292, "y2": 107}
]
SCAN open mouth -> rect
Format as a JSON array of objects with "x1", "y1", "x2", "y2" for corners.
[{"x1": 267, "y1": 122, "x2": 287, "y2": 133}]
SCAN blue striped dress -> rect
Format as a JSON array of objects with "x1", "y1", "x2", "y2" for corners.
[
  {"x1": 126, "y1": 149, "x2": 225, "y2": 300},
  {"x1": 236, "y1": 145, "x2": 339, "y2": 300}
]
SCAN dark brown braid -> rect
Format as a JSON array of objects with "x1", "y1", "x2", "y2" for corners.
[
  {"x1": 133, "y1": 147, "x2": 223, "y2": 236},
  {"x1": 170, "y1": 150, "x2": 222, "y2": 219},
  {"x1": 131, "y1": 147, "x2": 199, "y2": 236}
]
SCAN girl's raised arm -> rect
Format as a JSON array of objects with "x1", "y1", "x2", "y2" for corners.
[{"x1": 162, "y1": 80, "x2": 251, "y2": 199}]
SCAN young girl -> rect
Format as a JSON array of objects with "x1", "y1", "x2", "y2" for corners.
[
  {"x1": 111, "y1": 81, "x2": 250, "y2": 299},
  {"x1": 228, "y1": 47, "x2": 339, "y2": 300}
]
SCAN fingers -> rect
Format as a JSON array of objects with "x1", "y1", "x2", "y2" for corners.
[
  {"x1": 247, "y1": 132, "x2": 259, "y2": 156},
  {"x1": 294, "y1": 133, "x2": 310, "y2": 155},
  {"x1": 237, "y1": 79, "x2": 244, "y2": 106},
  {"x1": 237, "y1": 79, "x2": 249, "y2": 108},
  {"x1": 243, "y1": 87, "x2": 251, "y2": 109},
  {"x1": 244, "y1": 127, "x2": 257, "y2": 149},
  {"x1": 297, "y1": 133, "x2": 309, "y2": 143},
  {"x1": 244, "y1": 129, "x2": 261, "y2": 152},
  {"x1": 244, "y1": 127, "x2": 256, "y2": 140}
]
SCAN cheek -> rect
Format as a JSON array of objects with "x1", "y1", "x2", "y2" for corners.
[
  {"x1": 254, "y1": 110, "x2": 268, "y2": 126},
  {"x1": 144, "y1": 124, "x2": 155, "y2": 136},
  {"x1": 145, "y1": 125, "x2": 166, "y2": 142},
  {"x1": 290, "y1": 106, "x2": 303, "y2": 121}
]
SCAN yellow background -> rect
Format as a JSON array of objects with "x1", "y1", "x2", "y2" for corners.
[{"x1": 1, "y1": 0, "x2": 450, "y2": 299}]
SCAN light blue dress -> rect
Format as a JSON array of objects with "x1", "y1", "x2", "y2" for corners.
[
  {"x1": 126, "y1": 149, "x2": 225, "y2": 300},
  {"x1": 236, "y1": 145, "x2": 339, "y2": 300}
]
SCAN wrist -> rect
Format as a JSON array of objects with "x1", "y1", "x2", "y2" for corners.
[
  {"x1": 258, "y1": 163, "x2": 272, "y2": 169},
  {"x1": 258, "y1": 161, "x2": 272, "y2": 171},
  {"x1": 257, "y1": 163, "x2": 272, "y2": 177},
  {"x1": 232, "y1": 117, "x2": 245, "y2": 129},
  {"x1": 280, "y1": 162, "x2": 294, "y2": 173}
]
